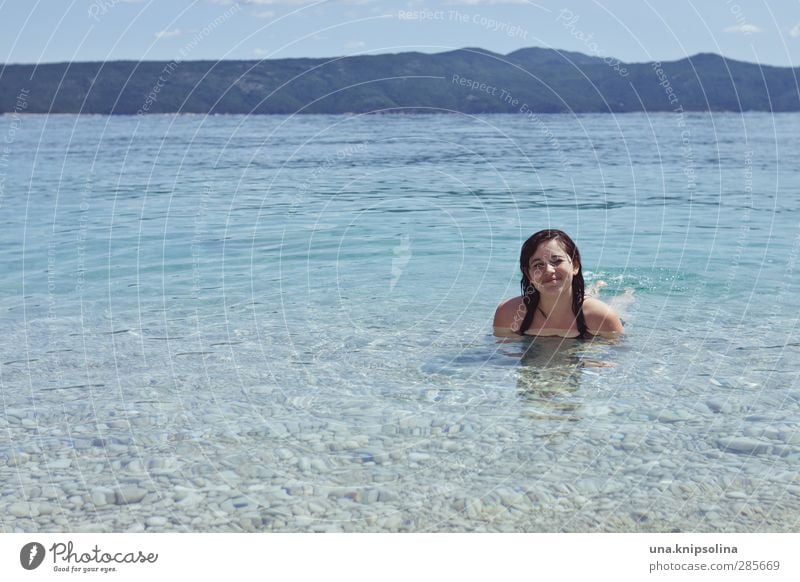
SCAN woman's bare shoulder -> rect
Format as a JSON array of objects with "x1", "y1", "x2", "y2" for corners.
[
  {"x1": 582, "y1": 297, "x2": 624, "y2": 335},
  {"x1": 493, "y1": 296, "x2": 526, "y2": 335}
]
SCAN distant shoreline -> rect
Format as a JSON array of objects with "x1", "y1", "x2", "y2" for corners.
[
  {"x1": 2, "y1": 110, "x2": 797, "y2": 117},
  {"x1": 2, "y1": 47, "x2": 798, "y2": 114}
]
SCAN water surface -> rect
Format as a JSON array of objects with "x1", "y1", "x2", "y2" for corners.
[{"x1": 1, "y1": 112, "x2": 798, "y2": 532}]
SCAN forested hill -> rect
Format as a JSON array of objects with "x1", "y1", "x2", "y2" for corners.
[{"x1": 1, "y1": 48, "x2": 798, "y2": 114}]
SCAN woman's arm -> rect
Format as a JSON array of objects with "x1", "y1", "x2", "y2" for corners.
[
  {"x1": 582, "y1": 297, "x2": 624, "y2": 338},
  {"x1": 493, "y1": 296, "x2": 525, "y2": 337}
]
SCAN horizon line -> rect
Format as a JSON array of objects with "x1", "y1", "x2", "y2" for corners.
[{"x1": 1, "y1": 46, "x2": 796, "y2": 70}]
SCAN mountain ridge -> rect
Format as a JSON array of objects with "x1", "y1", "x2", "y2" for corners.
[{"x1": 1, "y1": 47, "x2": 798, "y2": 114}]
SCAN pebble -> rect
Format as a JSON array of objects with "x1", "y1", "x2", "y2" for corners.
[
  {"x1": 41, "y1": 485, "x2": 61, "y2": 499},
  {"x1": 361, "y1": 489, "x2": 379, "y2": 504},
  {"x1": 114, "y1": 487, "x2": 148, "y2": 505},
  {"x1": 310, "y1": 459, "x2": 328, "y2": 472},
  {"x1": 760, "y1": 427, "x2": 782, "y2": 441},
  {"x1": 441, "y1": 440, "x2": 459, "y2": 452},
  {"x1": 49, "y1": 458, "x2": 72, "y2": 470},
  {"x1": 6, "y1": 452, "x2": 30, "y2": 467},
  {"x1": 356, "y1": 449, "x2": 389, "y2": 464},
  {"x1": 771, "y1": 444, "x2": 796, "y2": 457},
  {"x1": 376, "y1": 515, "x2": 403, "y2": 530},
  {"x1": 74, "y1": 523, "x2": 109, "y2": 533},
  {"x1": 465, "y1": 498, "x2": 483, "y2": 519},
  {"x1": 377, "y1": 489, "x2": 398, "y2": 502},
  {"x1": 656, "y1": 411, "x2": 688, "y2": 423},
  {"x1": 24, "y1": 485, "x2": 42, "y2": 498},
  {"x1": 780, "y1": 431, "x2": 800, "y2": 445},
  {"x1": 176, "y1": 493, "x2": 204, "y2": 507},
  {"x1": 146, "y1": 457, "x2": 170, "y2": 470},
  {"x1": 145, "y1": 516, "x2": 168, "y2": 527},
  {"x1": 496, "y1": 488, "x2": 528, "y2": 509},
  {"x1": 307, "y1": 501, "x2": 327, "y2": 514},
  {"x1": 10, "y1": 502, "x2": 38, "y2": 518},
  {"x1": 221, "y1": 497, "x2": 257, "y2": 513},
  {"x1": 716, "y1": 437, "x2": 772, "y2": 455},
  {"x1": 408, "y1": 452, "x2": 431, "y2": 462},
  {"x1": 705, "y1": 398, "x2": 733, "y2": 414},
  {"x1": 91, "y1": 491, "x2": 108, "y2": 507}
]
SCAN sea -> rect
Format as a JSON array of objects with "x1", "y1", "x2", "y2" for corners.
[{"x1": 0, "y1": 112, "x2": 798, "y2": 532}]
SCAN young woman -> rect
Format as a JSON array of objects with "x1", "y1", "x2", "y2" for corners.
[{"x1": 493, "y1": 229, "x2": 623, "y2": 339}]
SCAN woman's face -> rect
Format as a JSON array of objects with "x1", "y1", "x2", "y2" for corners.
[{"x1": 527, "y1": 239, "x2": 579, "y2": 296}]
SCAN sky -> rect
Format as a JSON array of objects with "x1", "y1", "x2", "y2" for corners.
[{"x1": 0, "y1": 0, "x2": 799, "y2": 67}]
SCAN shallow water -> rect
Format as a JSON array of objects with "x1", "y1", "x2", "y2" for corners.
[{"x1": 1, "y1": 112, "x2": 799, "y2": 531}]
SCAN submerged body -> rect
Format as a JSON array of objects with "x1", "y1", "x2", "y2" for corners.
[
  {"x1": 494, "y1": 232, "x2": 624, "y2": 339},
  {"x1": 494, "y1": 294, "x2": 622, "y2": 339}
]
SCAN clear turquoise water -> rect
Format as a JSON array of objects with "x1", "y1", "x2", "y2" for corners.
[{"x1": 1, "y1": 112, "x2": 799, "y2": 532}]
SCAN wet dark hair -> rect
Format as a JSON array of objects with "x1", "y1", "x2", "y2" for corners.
[{"x1": 517, "y1": 229, "x2": 585, "y2": 335}]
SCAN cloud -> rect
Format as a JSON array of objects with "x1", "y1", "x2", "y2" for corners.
[
  {"x1": 345, "y1": 40, "x2": 366, "y2": 50},
  {"x1": 155, "y1": 28, "x2": 182, "y2": 39},
  {"x1": 723, "y1": 24, "x2": 762, "y2": 34},
  {"x1": 255, "y1": 10, "x2": 276, "y2": 18},
  {"x1": 790, "y1": 22, "x2": 800, "y2": 38}
]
